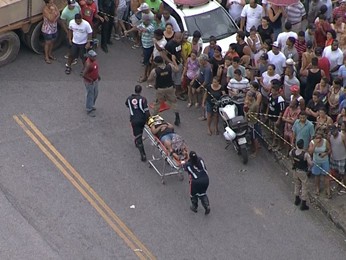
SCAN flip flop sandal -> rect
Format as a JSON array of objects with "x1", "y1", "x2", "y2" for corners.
[
  {"x1": 65, "y1": 67, "x2": 71, "y2": 75},
  {"x1": 45, "y1": 58, "x2": 52, "y2": 64}
]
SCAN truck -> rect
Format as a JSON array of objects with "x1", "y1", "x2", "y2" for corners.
[{"x1": 0, "y1": 0, "x2": 66, "y2": 67}]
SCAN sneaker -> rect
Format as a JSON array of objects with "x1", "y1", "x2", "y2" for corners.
[
  {"x1": 198, "y1": 116, "x2": 207, "y2": 121},
  {"x1": 71, "y1": 59, "x2": 78, "y2": 65},
  {"x1": 113, "y1": 34, "x2": 121, "y2": 40},
  {"x1": 64, "y1": 54, "x2": 69, "y2": 59},
  {"x1": 187, "y1": 103, "x2": 192, "y2": 108}
]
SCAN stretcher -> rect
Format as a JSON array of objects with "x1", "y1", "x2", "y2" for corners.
[{"x1": 144, "y1": 120, "x2": 187, "y2": 184}]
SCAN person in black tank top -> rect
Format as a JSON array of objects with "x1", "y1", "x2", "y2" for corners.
[
  {"x1": 304, "y1": 57, "x2": 324, "y2": 101},
  {"x1": 148, "y1": 56, "x2": 181, "y2": 125}
]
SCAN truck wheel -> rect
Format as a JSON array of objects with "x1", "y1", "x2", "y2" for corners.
[
  {"x1": 23, "y1": 21, "x2": 65, "y2": 54},
  {"x1": 0, "y1": 32, "x2": 20, "y2": 67}
]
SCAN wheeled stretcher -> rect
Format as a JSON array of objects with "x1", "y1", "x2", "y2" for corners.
[{"x1": 143, "y1": 124, "x2": 187, "y2": 184}]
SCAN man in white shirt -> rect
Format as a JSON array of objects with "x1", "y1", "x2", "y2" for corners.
[
  {"x1": 227, "y1": 0, "x2": 246, "y2": 25},
  {"x1": 267, "y1": 41, "x2": 286, "y2": 75},
  {"x1": 227, "y1": 68, "x2": 249, "y2": 115},
  {"x1": 162, "y1": 9, "x2": 180, "y2": 32},
  {"x1": 240, "y1": 0, "x2": 264, "y2": 35},
  {"x1": 276, "y1": 22, "x2": 298, "y2": 52},
  {"x1": 65, "y1": 13, "x2": 93, "y2": 74},
  {"x1": 322, "y1": 40, "x2": 343, "y2": 79}
]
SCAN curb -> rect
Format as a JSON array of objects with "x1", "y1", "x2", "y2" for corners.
[{"x1": 274, "y1": 152, "x2": 346, "y2": 236}]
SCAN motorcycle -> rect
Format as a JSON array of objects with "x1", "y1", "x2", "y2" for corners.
[{"x1": 215, "y1": 94, "x2": 249, "y2": 164}]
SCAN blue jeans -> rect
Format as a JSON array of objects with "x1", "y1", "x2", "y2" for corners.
[{"x1": 85, "y1": 80, "x2": 98, "y2": 111}]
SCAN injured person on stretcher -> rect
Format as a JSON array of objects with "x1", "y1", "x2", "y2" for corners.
[{"x1": 147, "y1": 115, "x2": 188, "y2": 161}]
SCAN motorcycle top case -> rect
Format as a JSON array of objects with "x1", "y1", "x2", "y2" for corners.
[{"x1": 229, "y1": 116, "x2": 248, "y2": 132}]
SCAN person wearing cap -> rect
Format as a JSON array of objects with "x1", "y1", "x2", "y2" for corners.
[
  {"x1": 61, "y1": 0, "x2": 81, "y2": 64},
  {"x1": 81, "y1": 50, "x2": 100, "y2": 117},
  {"x1": 125, "y1": 16, "x2": 155, "y2": 83},
  {"x1": 276, "y1": 22, "x2": 298, "y2": 53},
  {"x1": 284, "y1": 66, "x2": 300, "y2": 104},
  {"x1": 184, "y1": 151, "x2": 210, "y2": 215},
  {"x1": 65, "y1": 13, "x2": 93, "y2": 75},
  {"x1": 328, "y1": 124, "x2": 346, "y2": 195},
  {"x1": 267, "y1": 42, "x2": 286, "y2": 75},
  {"x1": 98, "y1": 0, "x2": 115, "y2": 53},
  {"x1": 290, "y1": 84, "x2": 305, "y2": 110},
  {"x1": 289, "y1": 139, "x2": 313, "y2": 210},
  {"x1": 125, "y1": 85, "x2": 150, "y2": 161},
  {"x1": 147, "y1": 56, "x2": 181, "y2": 126}
]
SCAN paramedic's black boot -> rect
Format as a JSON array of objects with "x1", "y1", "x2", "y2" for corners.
[
  {"x1": 300, "y1": 200, "x2": 309, "y2": 211},
  {"x1": 294, "y1": 196, "x2": 301, "y2": 206},
  {"x1": 201, "y1": 195, "x2": 210, "y2": 215},
  {"x1": 138, "y1": 145, "x2": 146, "y2": 162},
  {"x1": 190, "y1": 196, "x2": 198, "y2": 213},
  {"x1": 174, "y1": 112, "x2": 180, "y2": 126}
]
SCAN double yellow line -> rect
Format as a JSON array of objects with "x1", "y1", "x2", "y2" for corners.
[{"x1": 13, "y1": 114, "x2": 156, "y2": 260}]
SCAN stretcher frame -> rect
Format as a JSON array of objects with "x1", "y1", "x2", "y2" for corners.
[{"x1": 144, "y1": 125, "x2": 185, "y2": 184}]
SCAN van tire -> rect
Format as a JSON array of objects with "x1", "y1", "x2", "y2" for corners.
[{"x1": 0, "y1": 31, "x2": 20, "y2": 67}]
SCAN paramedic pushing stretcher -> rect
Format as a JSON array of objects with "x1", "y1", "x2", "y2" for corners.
[{"x1": 126, "y1": 85, "x2": 150, "y2": 162}]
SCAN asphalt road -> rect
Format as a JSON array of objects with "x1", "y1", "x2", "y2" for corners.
[{"x1": 1, "y1": 39, "x2": 346, "y2": 260}]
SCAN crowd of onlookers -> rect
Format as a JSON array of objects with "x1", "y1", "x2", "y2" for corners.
[{"x1": 41, "y1": 0, "x2": 346, "y2": 198}]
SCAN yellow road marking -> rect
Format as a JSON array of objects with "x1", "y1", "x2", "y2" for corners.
[{"x1": 13, "y1": 115, "x2": 156, "y2": 260}]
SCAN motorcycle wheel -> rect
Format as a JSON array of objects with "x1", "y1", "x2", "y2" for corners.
[{"x1": 240, "y1": 144, "x2": 248, "y2": 164}]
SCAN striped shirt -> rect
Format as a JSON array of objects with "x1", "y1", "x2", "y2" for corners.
[
  {"x1": 138, "y1": 22, "x2": 155, "y2": 48},
  {"x1": 286, "y1": 2, "x2": 306, "y2": 25},
  {"x1": 294, "y1": 40, "x2": 307, "y2": 62}
]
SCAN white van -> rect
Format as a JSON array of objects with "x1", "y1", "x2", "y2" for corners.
[{"x1": 162, "y1": 0, "x2": 239, "y2": 55}]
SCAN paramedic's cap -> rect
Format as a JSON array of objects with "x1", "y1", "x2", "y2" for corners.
[
  {"x1": 87, "y1": 50, "x2": 97, "y2": 57},
  {"x1": 154, "y1": 56, "x2": 164, "y2": 64},
  {"x1": 67, "y1": 0, "x2": 76, "y2": 4},
  {"x1": 272, "y1": 41, "x2": 279, "y2": 48},
  {"x1": 290, "y1": 85, "x2": 300, "y2": 92},
  {"x1": 138, "y1": 3, "x2": 150, "y2": 11}
]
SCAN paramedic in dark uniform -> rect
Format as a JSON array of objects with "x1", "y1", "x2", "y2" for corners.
[
  {"x1": 289, "y1": 139, "x2": 312, "y2": 211},
  {"x1": 125, "y1": 85, "x2": 150, "y2": 162},
  {"x1": 147, "y1": 55, "x2": 181, "y2": 126},
  {"x1": 184, "y1": 151, "x2": 210, "y2": 215}
]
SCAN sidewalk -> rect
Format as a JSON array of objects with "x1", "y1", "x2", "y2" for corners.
[{"x1": 266, "y1": 141, "x2": 346, "y2": 235}]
